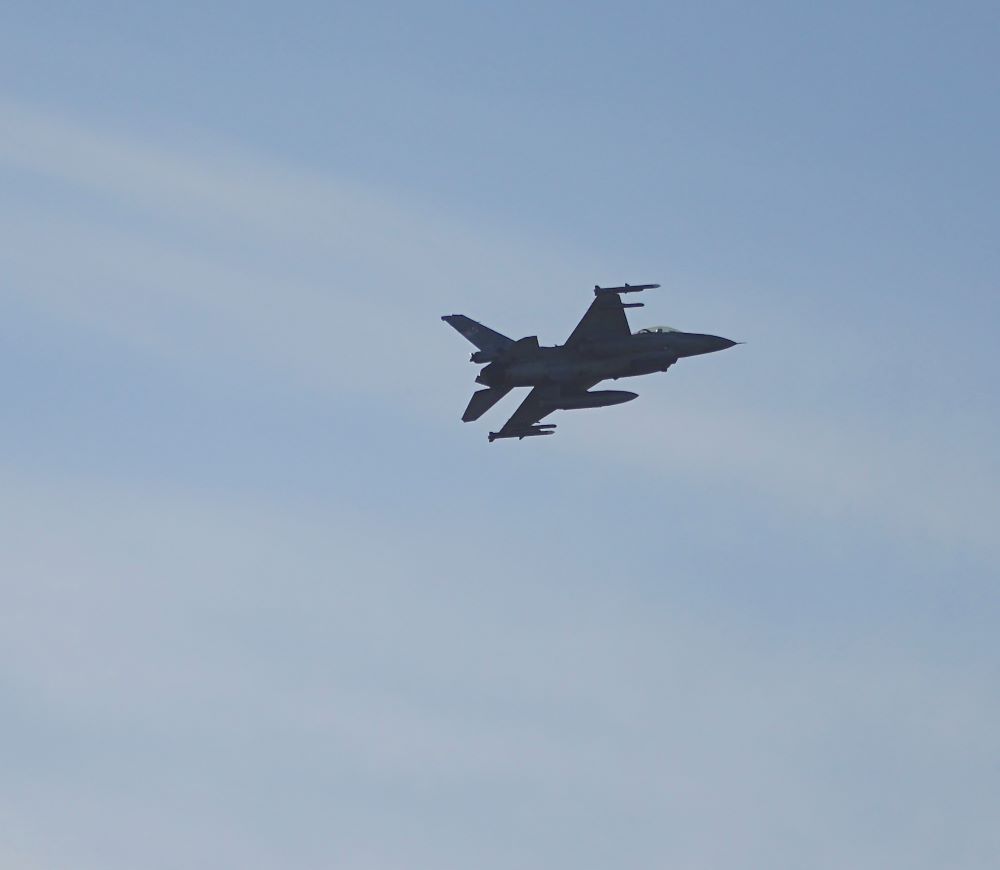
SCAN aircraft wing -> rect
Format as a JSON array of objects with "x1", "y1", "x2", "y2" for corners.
[
  {"x1": 564, "y1": 294, "x2": 630, "y2": 346},
  {"x1": 489, "y1": 381, "x2": 599, "y2": 441},
  {"x1": 565, "y1": 283, "x2": 659, "y2": 347},
  {"x1": 496, "y1": 386, "x2": 555, "y2": 433}
]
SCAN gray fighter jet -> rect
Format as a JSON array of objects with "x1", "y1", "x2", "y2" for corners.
[{"x1": 443, "y1": 283, "x2": 737, "y2": 441}]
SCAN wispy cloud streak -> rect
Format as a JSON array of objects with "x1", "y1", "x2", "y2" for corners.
[{"x1": 2, "y1": 100, "x2": 997, "y2": 566}]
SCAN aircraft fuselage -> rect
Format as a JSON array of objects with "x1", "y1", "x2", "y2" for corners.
[{"x1": 476, "y1": 331, "x2": 734, "y2": 389}]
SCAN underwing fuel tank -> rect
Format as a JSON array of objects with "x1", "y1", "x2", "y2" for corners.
[{"x1": 552, "y1": 390, "x2": 638, "y2": 410}]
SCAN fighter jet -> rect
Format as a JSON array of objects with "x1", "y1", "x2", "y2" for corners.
[{"x1": 443, "y1": 283, "x2": 738, "y2": 441}]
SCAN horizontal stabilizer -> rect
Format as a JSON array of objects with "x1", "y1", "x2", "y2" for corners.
[{"x1": 462, "y1": 387, "x2": 511, "y2": 422}]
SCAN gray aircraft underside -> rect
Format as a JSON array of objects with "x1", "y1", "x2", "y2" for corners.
[{"x1": 443, "y1": 283, "x2": 737, "y2": 441}]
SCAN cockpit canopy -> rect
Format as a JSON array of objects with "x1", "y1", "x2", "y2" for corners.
[{"x1": 637, "y1": 325, "x2": 680, "y2": 334}]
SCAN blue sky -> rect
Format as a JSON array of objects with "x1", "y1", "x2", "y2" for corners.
[{"x1": 2, "y1": 3, "x2": 999, "y2": 868}]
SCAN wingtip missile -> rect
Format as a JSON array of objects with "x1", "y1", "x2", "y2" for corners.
[
  {"x1": 593, "y1": 283, "x2": 660, "y2": 296},
  {"x1": 488, "y1": 424, "x2": 556, "y2": 442}
]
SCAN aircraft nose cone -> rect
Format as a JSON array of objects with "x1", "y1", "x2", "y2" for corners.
[{"x1": 690, "y1": 334, "x2": 738, "y2": 355}]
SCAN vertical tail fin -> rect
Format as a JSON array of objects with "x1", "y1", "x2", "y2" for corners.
[{"x1": 442, "y1": 315, "x2": 514, "y2": 355}]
